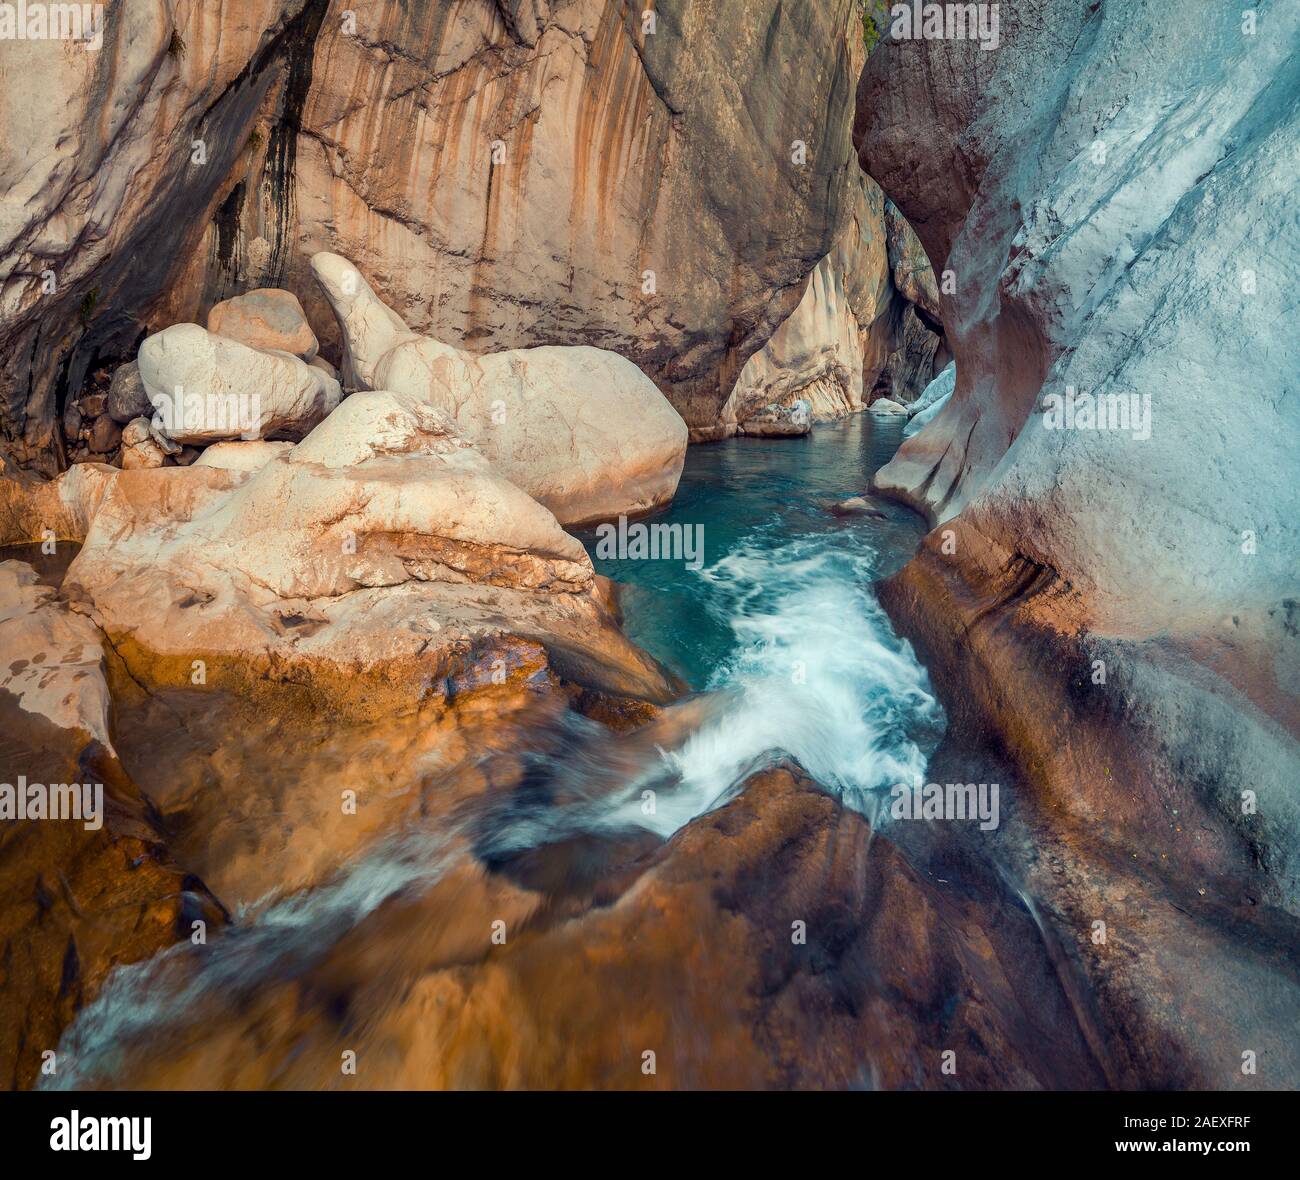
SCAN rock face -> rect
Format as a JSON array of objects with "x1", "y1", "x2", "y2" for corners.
[
  {"x1": 207, "y1": 288, "x2": 319, "y2": 359},
  {"x1": 722, "y1": 172, "x2": 945, "y2": 433},
  {"x1": 58, "y1": 762, "x2": 1294, "y2": 1091},
  {"x1": 0, "y1": 0, "x2": 328, "y2": 473},
  {"x1": 0, "y1": 562, "x2": 226, "y2": 1090},
  {"x1": 738, "y1": 402, "x2": 812, "y2": 438},
  {"x1": 312, "y1": 253, "x2": 688, "y2": 526},
  {"x1": 902, "y1": 361, "x2": 954, "y2": 438},
  {"x1": 857, "y1": 0, "x2": 1300, "y2": 974},
  {"x1": 137, "y1": 323, "x2": 342, "y2": 445},
  {"x1": 272, "y1": 0, "x2": 867, "y2": 437},
  {"x1": 60, "y1": 390, "x2": 677, "y2": 715},
  {"x1": 0, "y1": 0, "x2": 875, "y2": 469}
]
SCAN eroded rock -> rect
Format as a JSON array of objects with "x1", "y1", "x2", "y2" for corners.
[
  {"x1": 62, "y1": 391, "x2": 677, "y2": 718},
  {"x1": 137, "y1": 323, "x2": 342, "y2": 445},
  {"x1": 312, "y1": 253, "x2": 688, "y2": 526}
]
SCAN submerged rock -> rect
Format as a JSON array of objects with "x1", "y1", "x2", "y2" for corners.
[
  {"x1": 826, "y1": 496, "x2": 887, "y2": 520},
  {"x1": 311, "y1": 253, "x2": 688, "y2": 526}
]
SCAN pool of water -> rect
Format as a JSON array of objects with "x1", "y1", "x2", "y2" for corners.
[{"x1": 578, "y1": 413, "x2": 927, "y2": 690}]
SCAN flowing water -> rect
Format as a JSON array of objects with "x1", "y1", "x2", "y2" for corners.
[{"x1": 45, "y1": 414, "x2": 969, "y2": 1089}]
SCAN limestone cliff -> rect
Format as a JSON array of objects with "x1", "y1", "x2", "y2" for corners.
[
  {"x1": 855, "y1": 0, "x2": 1300, "y2": 1078},
  {"x1": 722, "y1": 175, "x2": 951, "y2": 436}
]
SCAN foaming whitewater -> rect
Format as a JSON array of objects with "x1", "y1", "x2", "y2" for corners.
[
  {"x1": 42, "y1": 823, "x2": 466, "y2": 1090},
  {"x1": 596, "y1": 532, "x2": 943, "y2": 835},
  {"x1": 46, "y1": 420, "x2": 944, "y2": 1085}
]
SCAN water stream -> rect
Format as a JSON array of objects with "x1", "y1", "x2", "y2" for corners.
[{"x1": 45, "y1": 413, "x2": 972, "y2": 1089}]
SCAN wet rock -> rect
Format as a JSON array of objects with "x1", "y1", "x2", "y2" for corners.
[
  {"x1": 737, "y1": 402, "x2": 812, "y2": 438},
  {"x1": 312, "y1": 253, "x2": 688, "y2": 526},
  {"x1": 826, "y1": 496, "x2": 887, "y2": 520},
  {"x1": 207, "y1": 288, "x2": 319, "y2": 360},
  {"x1": 868, "y1": 397, "x2": 907, "y2": 415},
  {"x1": 0, "y1": 561, "x2": 225, "y2": 1089},
  {"x1": 57, "y1": 767, "x2": 1115, "y2": 1090},
  {"x1": 0, "y1": 459, "x2": 116, "y2": 548}
]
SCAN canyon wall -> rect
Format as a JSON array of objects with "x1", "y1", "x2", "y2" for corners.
[
  {"x1": 0, "y1": 0, "x2": 328, "y2": 474},
  {"x1": 0, "y1": 0, "x2": 950, "y2": 471},
  {"x1": 722, "y1": 171, "x2": 945, "y2": 432},
  {"x1": 0, "y1": 0, "x2": 873, "y2": 470},
  {"x1": 855, "y1": 0, "x2": 1300, "y2": 1076}
]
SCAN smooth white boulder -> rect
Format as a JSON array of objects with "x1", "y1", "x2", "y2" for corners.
[
  {"x1": 310, "y1": 253, "x2": 688, "y2": 526},
  {"x1": 869, "y1": 397, "x2": 908, "y2": 415},
  {"x1": 137, "y1": 323, "x2": 342, "y2": 445},
  {"x1": 58, "y1": 392, "x2": 677, "y2": 710},
  {"x1": 193, "y1": 440, "x2": 294, "y2": 472}
]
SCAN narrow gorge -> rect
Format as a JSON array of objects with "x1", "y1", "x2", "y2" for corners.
[{"x1": 0, "y1": 0, "x2": 1295, "y2": 1113}]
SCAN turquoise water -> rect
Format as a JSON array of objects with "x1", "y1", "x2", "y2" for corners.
[
  {"x1": 578, "y1": 413, "x2": 930, "y2": 689},
  {"x1": 43, "y1": 413, "x2": 950, "y2": 1087}
]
